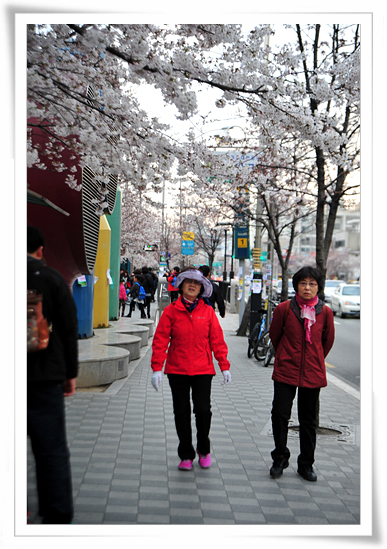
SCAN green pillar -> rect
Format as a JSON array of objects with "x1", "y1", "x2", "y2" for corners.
[{"x1": 109, "y1": 186, "x2": 122, "y2": 320}]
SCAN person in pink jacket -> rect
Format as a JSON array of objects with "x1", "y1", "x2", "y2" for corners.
[
  {"x1": 151, "y1": 267, "x2": 231, "y2": 471},
  {"x1": 118, "y1": 278, "x2": 127, "y2": 317}
]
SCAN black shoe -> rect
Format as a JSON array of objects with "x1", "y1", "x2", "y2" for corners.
[
  {"x1": 297, "y1": 465, "x2": 317, "y2": 482},
  {"x1": 125, "y1": 314, "x2": 131, "y2": 317},
  {"x1": 270, "y1": 456, "x2": 289, "y2": 479}
]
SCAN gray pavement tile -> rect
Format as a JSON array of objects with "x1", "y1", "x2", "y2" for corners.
[
  {"x1": 234, "y1": 512, "x2": 266, "y2": 524},
  {"x1": 137, "y1": 514, "x2": 170, "y2": 523},
  {"x1": 295, "y1": 516, "x2": 330, "y2": 524},
  {"x1": 73, "y1": 512, "x2": 105, "y2": 524},
  {"x1": 104, "y1": 515, "x2": 137, "y2": 523},
  {"x1": 170, "y1": 515, "x2": 204, "y2": 524}
]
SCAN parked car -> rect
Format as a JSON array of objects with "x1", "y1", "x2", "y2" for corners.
[
  {"x1": 275, "y1": 279, "x2": 296, "y2": 300},
  {"x1": 324, "y1": 279, "x2": 346, "y2": 304},
  {"x1": 330, "y1": 283, "x2": 360, "y2": 318}
]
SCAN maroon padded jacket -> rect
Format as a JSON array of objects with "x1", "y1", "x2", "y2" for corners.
[{"x1": 269, "y1": 297, "x2": 335, "y2": 389}]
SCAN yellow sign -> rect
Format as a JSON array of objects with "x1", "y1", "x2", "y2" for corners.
[
  {"x1": 238, "y1": 238, "x2": 248, "y2": 248},
  {"x1": 182, "y1": 231, "x2": 195, "y2": 241}
]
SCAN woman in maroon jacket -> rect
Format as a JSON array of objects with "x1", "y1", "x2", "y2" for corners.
[
  {"x1": 151, "y1": 267, "x2": 231, "y2": 471},
  {"x1": 269, "y1": 266, "x2": 335, "y2": 482}
]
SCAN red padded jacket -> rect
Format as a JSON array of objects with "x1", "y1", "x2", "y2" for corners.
[
  {"x1": 269, "y1": 297, "x2": 335, "y2": 389},
  {"x1": 151, "y1": 297, "x2": 230, "y2": 376}
]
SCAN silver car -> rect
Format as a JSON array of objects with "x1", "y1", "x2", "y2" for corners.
[{"x1": 330, "y1": 283, "x2": 360, "y2": 318}]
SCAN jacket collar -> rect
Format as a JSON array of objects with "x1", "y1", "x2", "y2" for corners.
[
  {"x1": 290, "y1": 296, "x2": 324, "y2": 321},
  {"x1": 174, "y1": 295, "x2": 205, "y2": 312}
]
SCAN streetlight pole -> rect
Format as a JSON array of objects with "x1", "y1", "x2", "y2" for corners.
[{"x1": 223, "y1": 229, "x2": 228, "y2": 281}]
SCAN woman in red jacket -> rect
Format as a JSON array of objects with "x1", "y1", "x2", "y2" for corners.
[
  {"x1": 269, "y1": 266, "x2": 335, "y2": 482},
  {"x1": 151, "y1": 267, "x2": 231, "y2": 471},
  {"x1": 167, "y1": 266, "x2": 180, "y2": 302}
]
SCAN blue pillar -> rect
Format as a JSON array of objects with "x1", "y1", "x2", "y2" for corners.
[{"x1": 73, "y1": 274, "x2": 95, "y2": 339}]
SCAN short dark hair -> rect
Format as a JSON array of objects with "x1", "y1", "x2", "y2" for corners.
[
  {"x1": 173, "y1": 266, "x2": 180, "y2": 273},
  {"x1": 292, "y1": 266, "x2": 324, "y2": 293},
  {"x1": 27, "y1": 225, "x2": 45, "y2": 254},
  {"x1": 199, "y1": 265, "x2": 210, "y2": 278},
  {"x1": 141, "y1": 266, "x2": 148, "y2": 274}
]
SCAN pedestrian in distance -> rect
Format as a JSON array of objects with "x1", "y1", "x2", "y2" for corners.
[
  {"x1": 167, "y1": 266, "x2": 180, "y2": 302},
  {"x1": 199, "y1": 265, "x2": 226, "y2": 318},
  {"x1": 148, "y1": 267, "x2": 158, "y2": 302},
  {"x1": 125, "y1": 271, "x2": 147, "y2": 318},
  {"x1": 119, "y1": 277, "x2": 127, "y2": 316},
  {"x1": 141, "y1": 266, "x2": 155, "y2": 318},
  {"x1": 268, "y1": 265, "x2": 335, "y2": 482},
  {"x1": 27, "y1": 225, "x2": 78, "y2": 524},
  {"x1": 150, "y1": 266, "x2": 232, "y2": 471}
]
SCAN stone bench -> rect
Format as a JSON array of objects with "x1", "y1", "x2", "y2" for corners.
[
  {"x1": 77, "y1": 340, "x2": 129, "y2": 388},
  {"x1": 92, "y1": 331, "x2": 142, "y2": 360}
]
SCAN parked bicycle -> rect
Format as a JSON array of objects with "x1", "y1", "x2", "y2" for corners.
[
  {"x1": 247, "y1": 307, "x2": 268, "y2": 358},
  {"x1": 254, "y1": 299, "x2": 278, "y2": 366}
]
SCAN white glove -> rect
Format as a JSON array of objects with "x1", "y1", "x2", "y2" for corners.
[
  {"x1": 221, "y1": 370, "x2": 232, "y2": 386},
  {"x1": 151, "y1": 371, "x2": 163, "y2": 391}
]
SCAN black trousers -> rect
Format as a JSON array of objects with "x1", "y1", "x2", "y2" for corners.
[
  {"x1": 271, "y1": 381, "x2": 320, "y2": 467},
  {"x1": 27, "y1": 381, "x2": 73, "y2": 524},
  {"x1": 167, "y1": 374, "x2": 213, "y2": 460},
  {"x1": 128, "y1": 300, "x2": 146, "y2": 317},
  {"x1": 144, "y1": 295, "x2": 151, "y2": 317}
]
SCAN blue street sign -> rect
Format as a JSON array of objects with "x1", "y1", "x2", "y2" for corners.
[
  {"x1": 234, "y1": 226, "x2": 250, "y2": 259},
  {"x1": 181, "y1": 240, "x2": 195, "y2": 255}
]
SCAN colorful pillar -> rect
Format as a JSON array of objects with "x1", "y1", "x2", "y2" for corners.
[
  {"x1": 73, "y1": 274, "x2": 95, "y2": 338},
  {"x1": 108, "y1": 186, "x2": 122, "y2": 320},
  {"x1": 93, "y1": 215, "x2": 111, "y2": 328}
]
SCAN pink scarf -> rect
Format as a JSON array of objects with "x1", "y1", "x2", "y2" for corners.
[{"x1": 295, "y1": 293, "x2": 319, "y2": 344}]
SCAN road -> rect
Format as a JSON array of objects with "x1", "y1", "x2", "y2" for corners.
[{"x1": 325, "y1": 314, "x2": 360, "y2": 388}]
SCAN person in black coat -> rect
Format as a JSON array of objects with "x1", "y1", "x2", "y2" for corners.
[
  {"x1": 199, "y1": 265, "x2": 226, "y2": 318},
  {"x1": 27, "y1": 225, "x2": 78, "y2": 524},
  {"x1": 141, "y1": 266, "x2": 155, "y2": 318}
]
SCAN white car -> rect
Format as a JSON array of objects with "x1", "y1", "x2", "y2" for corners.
[
  {"x1": 275, "y1": 279, "x2": 295, "y2": 300},
  {"x1": 324, "y1": 279, "x2": 346, "y2": 303},
  {"x1": 330, "y1": 283, "x2": 360, "y2": 318}
]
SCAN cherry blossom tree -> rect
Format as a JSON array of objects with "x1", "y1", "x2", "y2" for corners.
[{"x1": 28, "y1": 23, "x2": 360, "y2": 282}]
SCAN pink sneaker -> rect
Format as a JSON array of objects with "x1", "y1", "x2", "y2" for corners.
[
  {"x1": 197, "y1": 451, "x2": 211, "y2": 468},
  {"x1": 178, "y1": 459, "x2": 193, "y2": 471}
]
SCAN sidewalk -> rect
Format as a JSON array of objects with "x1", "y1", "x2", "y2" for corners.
[{"x1": 27, "y1": 304, "x2": 360, "y2": 525}]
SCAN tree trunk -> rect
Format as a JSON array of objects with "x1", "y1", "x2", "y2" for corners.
[{"x1": 315, "y1": 145, "x2": 327, "y2": 277}]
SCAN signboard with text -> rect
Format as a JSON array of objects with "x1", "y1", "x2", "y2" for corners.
[
  {"x1": 182, "y1": 231, "x2": 195, "y2": 255},
  {"x1": 234, "y1": 227, "x2": 250, "y2": 259}
]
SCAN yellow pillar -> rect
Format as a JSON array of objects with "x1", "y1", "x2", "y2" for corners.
[{"x1": 93, "y1": 215, "x2": 111, "y2": 328}]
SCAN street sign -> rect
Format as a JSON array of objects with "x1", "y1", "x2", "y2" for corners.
[
  {"x1": 181, "y1": 240, "x2": 195, "y2": 255},
  {"x1": 182, "y1": 231, "x2": 195, "y2": 255},
  {"x1": 182, "y1": 231, "x2": 194, "y2": 241},
  {"x1": 234, "y1": 227, "x2": 250, "y2": 259}
]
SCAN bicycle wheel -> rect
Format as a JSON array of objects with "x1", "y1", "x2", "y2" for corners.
[
  {"x1": 254, "y1": 330, "x2": 270, "y2": 361},
  {"x1": 247, "y1": 322, "x2": 260, "y2": 358},
  {"x1": 263, "y1": 342, "x2": 275, "y2": 367}
]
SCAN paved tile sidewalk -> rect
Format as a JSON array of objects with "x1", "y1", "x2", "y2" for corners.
[{"x1": 27, "y1": 309, "x2": 360, "y2": 525}]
